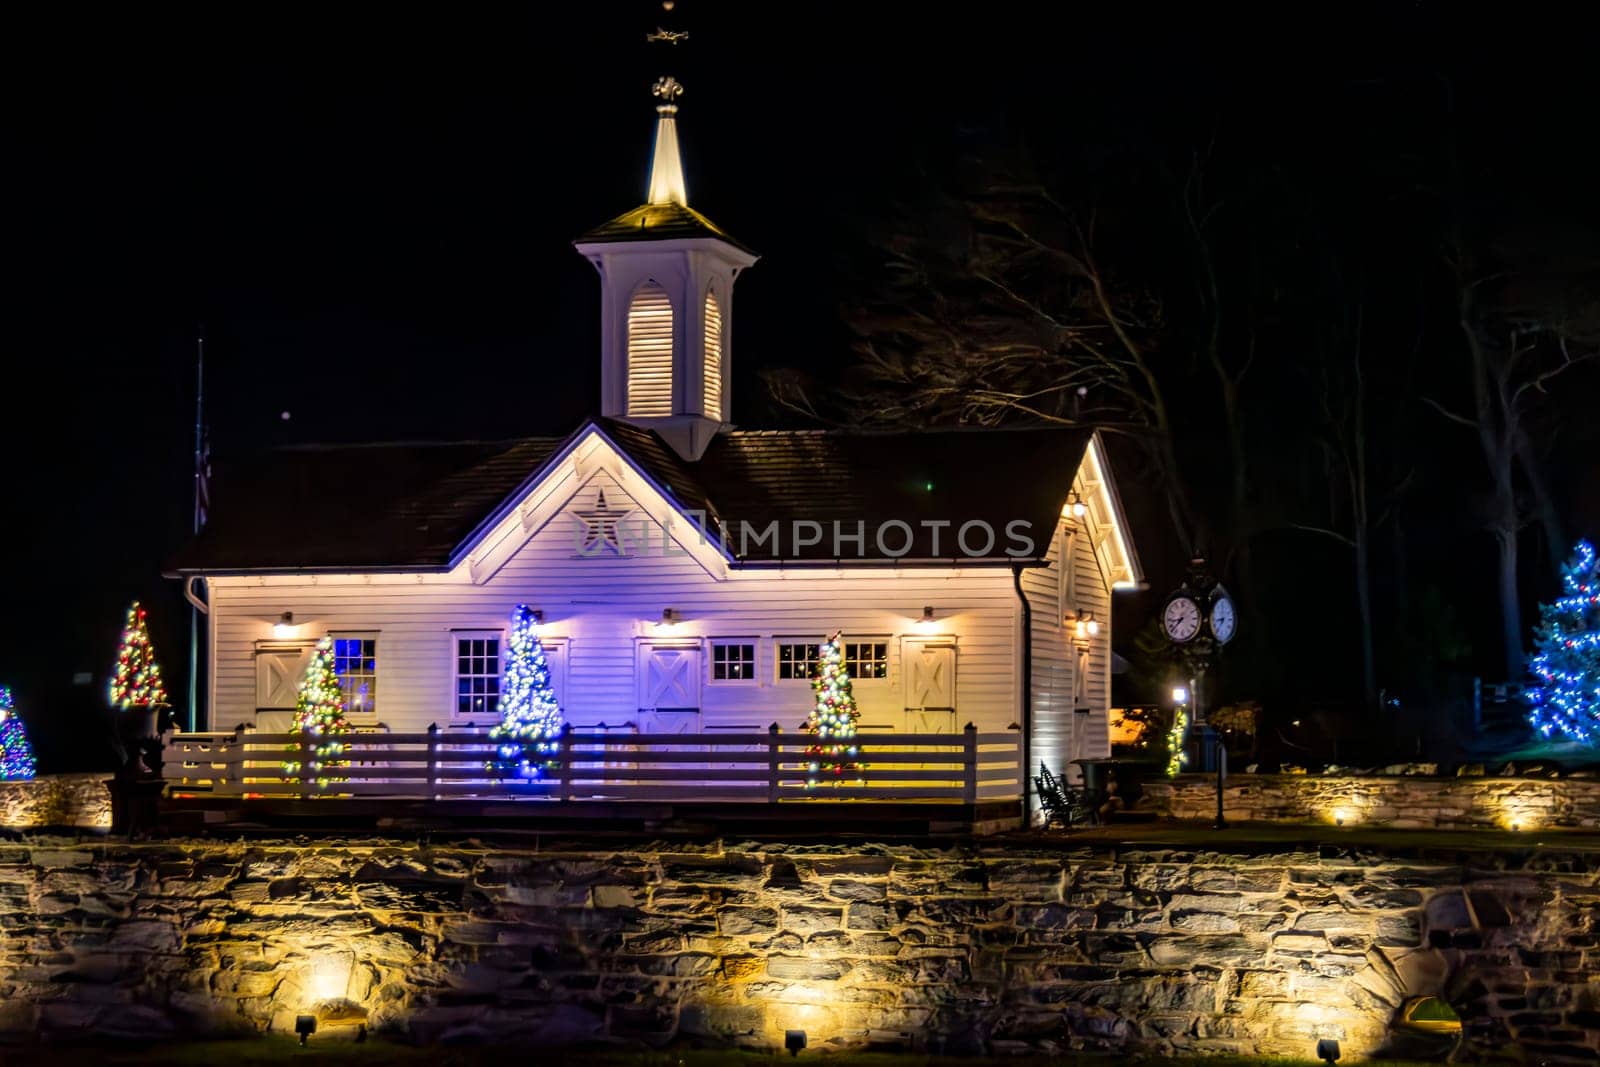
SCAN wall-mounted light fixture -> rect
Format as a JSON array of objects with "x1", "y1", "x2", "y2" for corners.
[
  {"x1": 1066, "y1": 609, "x2": 1099, "y2": 649},
  {"x1": 272, "y1": 611, "x2": 296, "y2": 639},
  {"x1": 530, "y1": 608, "x2": 544, "y2": 623},
  {"x1": 915, "y1": 605, "x2": 937, "y2": 629},
  {"x1": 1172, "y1": 685, "x2": 1189, "y2": 705},
  {"x1": 658, "y1": 607, "x2": 677, "y2": 629}
]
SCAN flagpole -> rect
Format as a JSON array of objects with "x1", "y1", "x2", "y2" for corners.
[{"x1": 188, "y1": 330, "x2": 205, "y2": 733}]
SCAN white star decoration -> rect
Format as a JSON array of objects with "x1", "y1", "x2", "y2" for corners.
[{"x1": 572, "y1": 489, "x2": 635, "y2": 556}]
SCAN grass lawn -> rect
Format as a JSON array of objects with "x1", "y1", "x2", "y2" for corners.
[{"x1": 0, "y1": 1038, "x2": 1446, "y2": 1067}]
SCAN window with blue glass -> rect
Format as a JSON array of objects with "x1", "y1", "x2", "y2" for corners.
[
  {"x1": 332, "y1": 636, "x2": 378, "y2": 716},
  {"x1": 455, "y1": 633, "x2": 502, "y2": 717}
]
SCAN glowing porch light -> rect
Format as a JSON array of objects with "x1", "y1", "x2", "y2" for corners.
[
  {"x1": 1172, "y1": 686, "x2": 1188, "y2": 704},
  {"x1": 272, "y1": 611, "x2": 296, "y2": 639},
  {"x1": 657, "y1": 607, "x2": 678, "y2": 629}
]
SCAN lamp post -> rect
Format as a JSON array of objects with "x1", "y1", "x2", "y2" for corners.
[{"x1": 1160, "y1": 557, "x2": 1236, "y2": 830}]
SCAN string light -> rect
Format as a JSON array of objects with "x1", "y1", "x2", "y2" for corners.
[
  {"x1": 283, "y1": 637, "x2": 350, "y2": 790},
  {"x1": 489, "y1": 605, "x2": 565, "y2": 779},
  {"x1": 109, "y1": 602, "x2": 169, "y2": 711},
  {"x1": 805, "y1": 631, "x2": 864, "y2": 787},
  {"x1": 1166, "y1": 693, "x2": 1190, "y2": 778},
  {"x1": 1526, "y1": 540, "x2": 1600, "y2": 743},
  {"x1": 0, "y1": 688, "x2": 36, "y2": 781}
]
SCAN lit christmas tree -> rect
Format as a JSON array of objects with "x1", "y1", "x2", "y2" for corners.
[
  {"x1": 489, "y1": 605, "x2": 565, "y2": 778},
  {"x1": 0, "y1": 689, "x2": 36, "y2": 781},
  {"x1": 805, "y1": 632, "x2": 862, "y2": 787},
  {"x1": 284, "y1": 637, "x2": 350, "y2": 788},
  {"x1": 109, "y1": 601, "x2": 169, "y2": 711},
  {"x1": 1527, "y1": 539, "x2": 1600, "y2": 744}
]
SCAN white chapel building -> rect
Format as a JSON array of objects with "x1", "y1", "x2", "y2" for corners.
[{"x1": 171, "y1": 77, "x2": 1143, "y2": 796}]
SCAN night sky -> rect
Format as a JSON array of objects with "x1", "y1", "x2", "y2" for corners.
[{"x1": 7, "y1": 4, "x2": 1597, "y2": 768}]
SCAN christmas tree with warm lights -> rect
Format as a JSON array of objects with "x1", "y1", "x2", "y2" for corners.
[
  {"x1": 1527, "y1": 539, "x2": 1600, "y2": 745},
  {"x1": 284, "y1": 637, "x2": 350, "y2": 789},
  {"x1": 805, "y1": 632, "x2": 862, "y2": 786},
  {"x1": 109, "y1": 601, "x2": 169, "y2": 711},
  {"x1": 489, "y1": 605, "x2": 565, "y2": 778},
  {"x1": 0, "y1": 689, "x2": 36, "y2": 781}
]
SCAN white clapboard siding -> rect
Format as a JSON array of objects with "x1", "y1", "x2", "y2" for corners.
[
  {"x1": 1020, "y1": 510, "x2": 1114, "y2": 788},
  {"x1": 703, "y1": 288, "x2": 723, "y2": 418},
  {"x1": 209, "y1": 472, "x2": 1023, "y2": 737},
  {"x1": 626, "y1": 281, "x2": 674, "y2": 416}
]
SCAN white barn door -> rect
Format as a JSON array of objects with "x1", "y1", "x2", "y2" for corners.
[
  {"x1": 254, "y1": 642, "x2": 314, "y2": 729},
  {"x1": 903, "y1": 640, "x2": 957, "y2": 734},
  {"x1": 637, "y1": 643, "x2": 702, "y2": 734}
]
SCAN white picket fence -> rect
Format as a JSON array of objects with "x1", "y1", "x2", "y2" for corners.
[{"x1": 160, "y1": 723, "x2": 1024, "y2": 803}]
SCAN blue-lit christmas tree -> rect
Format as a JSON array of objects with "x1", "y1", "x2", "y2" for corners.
[
  {"x1": 489, "y1": 605, "x2": 564, "y2": 778},
  {"x1": 1526, "y1": 540, "x2": 1600, "y2": 744},
  {"x1": 805, "y1": 632, "x2": 862, "y2": 787},
  {"x1": 0, "y1": 688, "x2": 36, "y2": 781}
]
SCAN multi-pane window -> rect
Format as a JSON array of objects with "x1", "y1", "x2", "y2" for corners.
[
  {"x1": 776, "y1": 642, "x2": 821, "y2": 681},
  {"x1": 455, "y1": 635, "x2": 502, "y2": 717},
  {"x1": 711, "y1": 641, "x2": 755, "y2": 681},
  {"x1": 332, "y1": 636, "x2": 377, "y2": 715},
  {"x1": 844, "y1": 641, "x2": 889, "y2": 679}
]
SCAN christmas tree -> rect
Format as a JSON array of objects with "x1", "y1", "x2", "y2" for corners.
[
  {"x1": 0, "y1": 689, "x2": 36, "y2": 781},
  {"x1": 489, "y1": 605, "x2": 565, "y2": 778},
  {"x1": 284, "y1": 637, "x2": 350, "y2": 788},
  {"x1": 1527, "y1": 539, "x2": 1600, "y2": 744},
  {"x1": 804, "y1": 632, "x2": 862, "y2": 787},
  {"x1": 109, "y1": 601, "x2": 169, "y2": 711}
]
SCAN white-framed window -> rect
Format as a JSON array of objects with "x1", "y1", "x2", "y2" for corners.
[
  {"x1": 710, "y1": 640, "x2": 757, "y2": 682},
  {"x1": 331, "y1": 634, "x2": 378, "y2": 717},
  {"x1": 453, "y1": 631, "x2": 503, "y2": 719},
  {"x1": 775, "y1": 640, "x2": 822, "y2": 682},
  {"x1": 844, "y1": 640, "x2": 890, "y2": 680}
]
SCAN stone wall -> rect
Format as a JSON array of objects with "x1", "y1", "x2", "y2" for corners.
[
  {"x1": 0, "y1": 835, "x2": 1598, "y2": 1060},
  {"x1": 1144, "y1": 773, "x2": 1600, "y2": 832},
  {"x1": 0, "y1": 774, "x2": 110, "y2": 830}
]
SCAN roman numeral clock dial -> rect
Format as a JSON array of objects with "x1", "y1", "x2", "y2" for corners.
[{"x1": 1162, "y1": 595, "x2": 1202, "y2": 643}]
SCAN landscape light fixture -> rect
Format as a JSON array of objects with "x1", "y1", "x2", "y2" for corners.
[
  {"x1": 273, "y1": 611, "x2": 295, "y2": 639},
  {"x1": 1316, "y1": 1038, "x2": 1341, "y2": 1064},
  {"x1": 294, "y1": 1014, "x2": 317, "y2": 1045},
  {"x1": 785, "y1": 1029, "x2": 808, "y2": 1056}
]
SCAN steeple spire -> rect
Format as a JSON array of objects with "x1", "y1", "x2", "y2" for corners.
[{"x1": 647, "y1": 76, "x2": 688, "y2": 207}]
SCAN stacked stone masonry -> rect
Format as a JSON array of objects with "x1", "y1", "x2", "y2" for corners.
[
  {"x1": 1144, "y1": 773, "x2": 1600, "y2": 832},
  {"x1": 0, "y1": 775, "x2": 111, "y2": 831},
  {"x1": 0, "y1": 835, "x2": 1598, "y2": 1060}
]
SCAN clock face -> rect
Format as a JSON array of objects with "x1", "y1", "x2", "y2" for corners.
[
  {"x1": 1210, "y1": 596, "x2": 1236, "y2": 644},
  {"x1": 1163, "y1": 596, "x2": 1202, "y2": 643}
]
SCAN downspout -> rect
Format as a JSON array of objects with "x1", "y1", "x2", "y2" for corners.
[{"x1": 1013, "y1": 563, "x2": 1032, "y2": 829}]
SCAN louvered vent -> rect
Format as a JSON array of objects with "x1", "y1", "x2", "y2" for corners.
[
  {"x1": 703, "y1": 288, "x2": 723, "y2": 418},
  {"x1": 627, "y1": 281, "x2": 674, "y2": 416}
]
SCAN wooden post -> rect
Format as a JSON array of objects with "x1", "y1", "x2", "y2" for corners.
[
  {"x1": 426, "y1": 723, "x2": 439, "y2": 799},
  {"x1": 962, "y1": 722, "x2": 979, "y2": 804},
  {"x1": 301, "y1": 734, "x2": 315, "y2": 801},
  {"x1": 767, "y1": 722, "x2": 781, "y2": 804},
  {"x1": 557, "y1": 723, "x2": 574, "y2": 801},
  {"x1": 229, "y1": 722, "x2": 246, "y2": 795}
]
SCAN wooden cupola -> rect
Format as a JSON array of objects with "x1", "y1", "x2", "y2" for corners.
[{"x1": 573, "y1": 76, "x2": 758, "y2": 462}]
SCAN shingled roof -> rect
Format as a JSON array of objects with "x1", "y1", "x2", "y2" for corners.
[
  {"x1": 575, "y1": 202, "x2": 755, "y2": 254},
  {"x1": 172, "y1": 420, "x2": 1098, "y2": 571}
]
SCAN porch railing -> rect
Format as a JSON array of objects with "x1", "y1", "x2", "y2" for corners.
[{"x1": 160, "y1": 723, "x2": 1023, "y2": 803}]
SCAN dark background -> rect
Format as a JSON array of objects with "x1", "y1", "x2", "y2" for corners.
[{"x1": 5, "y1": 3, "x2": 1597, "y2": 769}]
